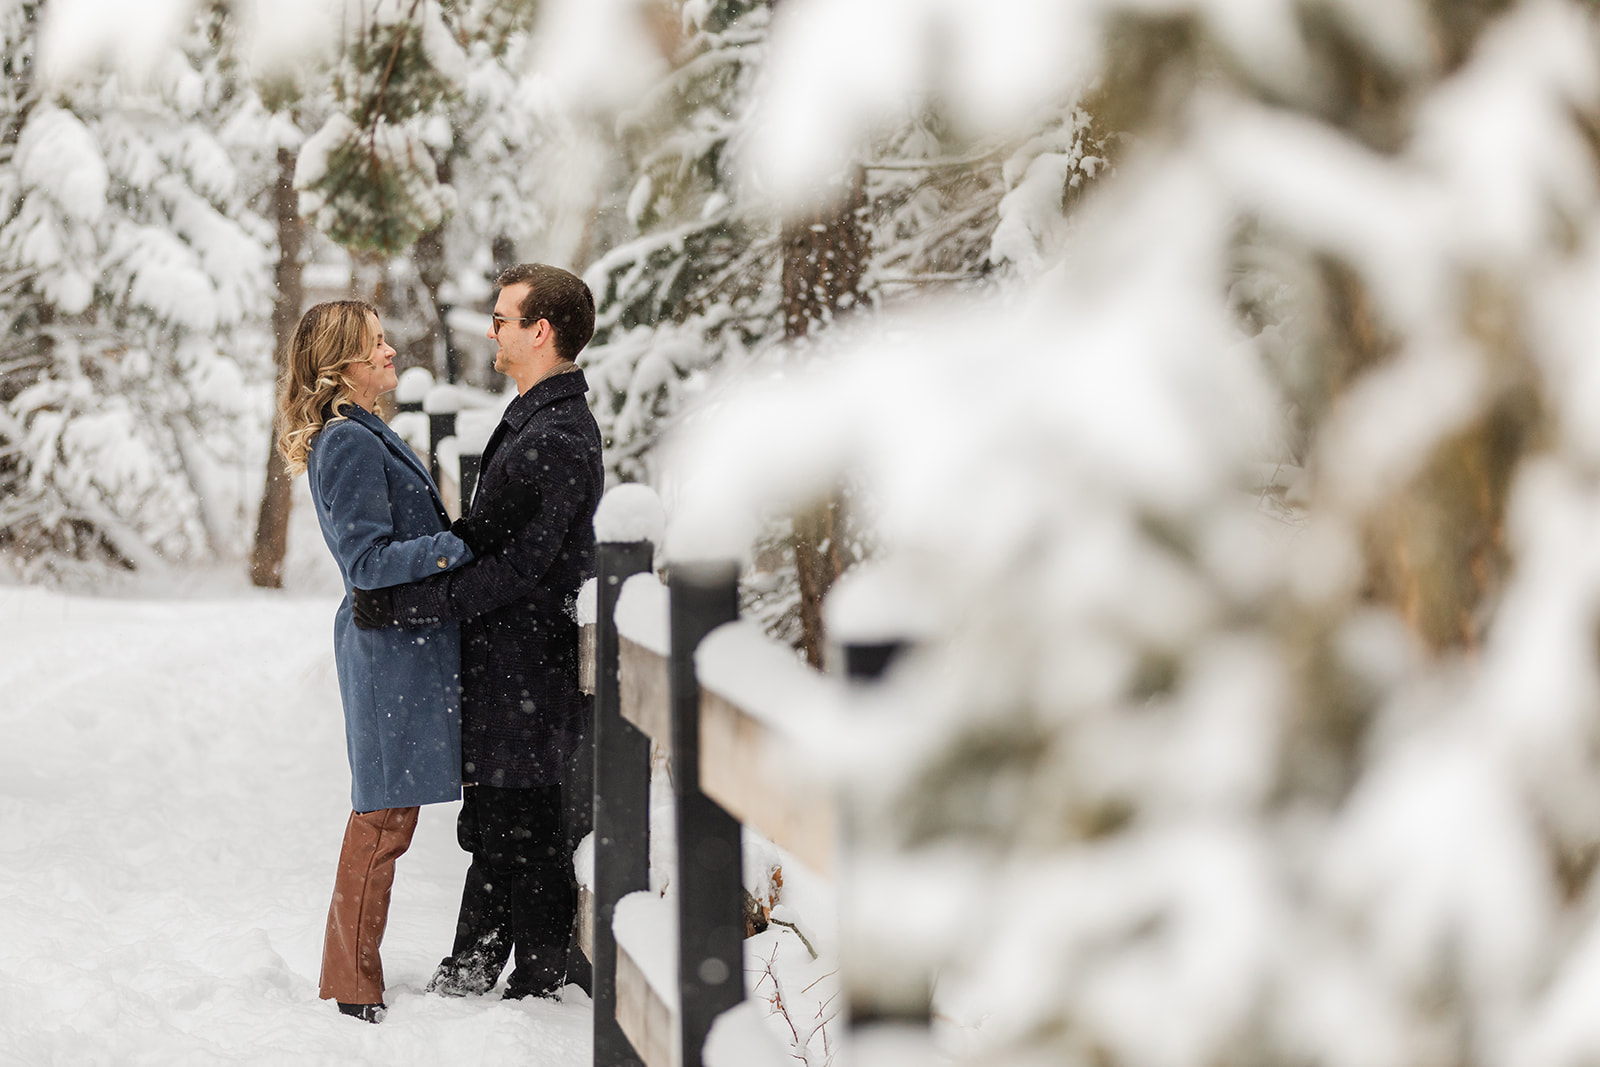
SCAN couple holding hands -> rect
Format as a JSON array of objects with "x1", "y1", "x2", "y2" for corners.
[{"x1": 276, "y1": 264, "x2": 603, "y2": 1023}]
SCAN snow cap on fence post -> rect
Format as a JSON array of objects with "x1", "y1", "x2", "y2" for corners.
[
  {"x1": 395, "y1": 367, "x2": 434, "y2": 409},
  {"x1": 824, "y1": 559, "x2": 937, "y2": 681},
  {"x1": 421, "y1": 382, "x2": 471, "y2": 415},
  {"x1": 454, "y1": 408, "x2": 500, "y2": 454},
  {"x1": 661, "y1": 502, "x2": 754, "y2": 567},
  {"x1": 595, "y1": 482, "x2": 667, "y2": 548}
]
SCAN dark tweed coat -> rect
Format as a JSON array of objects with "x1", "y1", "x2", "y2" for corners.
[{"x1": 390, "y1": 368, "x2": 603, "y2": 788}]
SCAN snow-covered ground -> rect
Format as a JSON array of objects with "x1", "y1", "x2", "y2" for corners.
[{"x1": 0, "y1": 488, "x2": 592, "y2": 1066}]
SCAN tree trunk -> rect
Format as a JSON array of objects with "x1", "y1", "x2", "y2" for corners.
[
  {"x1": 248, "y1": 146, "x2": 305, "y2": 589},
  {"x1": 781, "y1": 168, "x2": 869, "y2": 340},
  {"x1": 410, "y1": 155, "x2": 452, "y2": 380},
  {"x1": 782, "y1": 168, "x2": 868, "y2": 667},
  {"x1": 792, "y1": 497, "x2": 846, "y2": 669},
  {"x1": 412, "y1": 222, "x2": 450, "y2": 380}
]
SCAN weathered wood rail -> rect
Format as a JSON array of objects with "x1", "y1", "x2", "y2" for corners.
[{"x1": 576, "y1": 520, "x2": 909, "y2": 1067}]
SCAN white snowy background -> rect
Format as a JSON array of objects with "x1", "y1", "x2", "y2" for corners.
[
  {"x1": 16, "y1": 0, "x2": 1600, "y2": 1066},
  {"x1": 0, "y1": 490, "x2": 592, "y2": 1065}
]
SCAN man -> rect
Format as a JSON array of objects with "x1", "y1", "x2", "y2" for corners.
[{"x1": 352, "y1": 263, "x2": 604, "y2": 1001}]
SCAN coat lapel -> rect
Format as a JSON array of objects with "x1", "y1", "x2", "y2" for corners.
[{"x1": 468, "y1": 371, "x2": 589, "y2": 517}]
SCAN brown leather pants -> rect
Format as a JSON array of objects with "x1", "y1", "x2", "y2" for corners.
[{"x1": 319, "y1": 806, "x2": 420, "y2": 1004}]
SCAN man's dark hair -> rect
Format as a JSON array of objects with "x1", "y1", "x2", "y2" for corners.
[{"x1": 495, "y1": 263, "x2": 596, "y2": 361}]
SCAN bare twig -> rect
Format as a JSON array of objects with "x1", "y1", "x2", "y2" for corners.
[
  {"x1": 800, "y1": 968, "x2": 838, "y2": 995},
  {"x1": 770, "y1": 917, "x2": 818, "y2": 959}
]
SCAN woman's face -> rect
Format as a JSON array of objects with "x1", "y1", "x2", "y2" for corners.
[{"x1": 346, "y1": 313, "x2": 398, "y2": 409}]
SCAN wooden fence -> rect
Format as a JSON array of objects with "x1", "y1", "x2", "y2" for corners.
[{"x1": 576, "y1": 529, "x2": 923, "y2": 1067}]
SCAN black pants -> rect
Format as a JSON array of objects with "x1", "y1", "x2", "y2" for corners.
[{"x1": 448, "y1": 783, "x2": 584, "y2": 997}]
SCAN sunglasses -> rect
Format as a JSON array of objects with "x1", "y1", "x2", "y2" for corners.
[{"x1": 490, "y1": 313, "x2": 541, "y2": 335}]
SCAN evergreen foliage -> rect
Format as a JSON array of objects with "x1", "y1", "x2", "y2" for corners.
[
  {"x1": 582, "y1": 0, "x2": 780, "y2": 483},
  {"x1": 580, "y1": 1, "x2": 1110, "y2": 655},
  {"x1": 0, "y1": 5, "x2": 275, "y2": 577},
  {"x1": 295, "y1": 4, "x2": 461, "y2": 259},
  {"x1": 581, "y1": 1, "x2": 1107, "y2": 484},
  {"x1": 290, "y1": 0, "x2": 574, "y2": 388}
]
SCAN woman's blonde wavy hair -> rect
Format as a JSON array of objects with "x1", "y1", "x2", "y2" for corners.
[{"x1": 277, "y1": 300, "x2": 380, "y2": 476}]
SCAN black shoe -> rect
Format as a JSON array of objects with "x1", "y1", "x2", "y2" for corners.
[
  {"x1": 502, "y1": 965, "x2": 562, "y2": 1002},
  {"x1": 337, "y1": 1002, "x2": 386, "y2": 1024},
  {"x1": 501, "y1": 983, "x2": 558, "y2": 1002},
  {"x1": 425, "y1": 957, "x2": 497, "y2": 998}
]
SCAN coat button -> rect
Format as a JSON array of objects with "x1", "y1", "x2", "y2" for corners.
[{"x1": 437, "y1": 556, "x2": 448, "y2": 569}]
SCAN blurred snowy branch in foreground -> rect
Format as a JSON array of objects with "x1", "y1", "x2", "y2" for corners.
[{"x1": 665, "y1": 1, "x2": 1600, "y2": 1065}]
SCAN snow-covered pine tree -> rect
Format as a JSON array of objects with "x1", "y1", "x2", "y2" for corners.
[
  {"x1": 579, "y1": 1, "x2": 1111, "y2": 652},
  {"x1": 291, "y1": 0, "x2": 577, "y2": 390},
  {"x1": 242, "y1": 0, "x2": 584, "y2": 581},
  {"x1": 580, "y1": 0, "x2": 781, "y2": 483},
  {"x1": 414, "y1": 0, "x2": 583, "y2": 387},
  {"x1": 293, "y1": 0, "x2": 460, "y2": 262},
  {"x1": 0, "y1": 3, "x2": 275, "y2": 577}
]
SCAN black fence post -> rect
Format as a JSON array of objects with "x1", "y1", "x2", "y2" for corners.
[
  {"x1": 842, "y1": 641, "x2": 904, "y2": 684},
  {"x1": 438, "y1": 301, "x2": 458, "y2": 384},
  {"x1": 459, "y1": 450, "x2": 482, "y2": 512},
  {"x1": 426, "y1": 410, "x2": 456, "y2": 489},
  {"x1": 593, "y1": 540, "x2": 655, "y2": 1067},
  {"x1": 842, "y1": 637, "x2": 934, "y2": 1039},
  {"x1": 668, "y1": 561, "x2": 744, "y2": 1067}
]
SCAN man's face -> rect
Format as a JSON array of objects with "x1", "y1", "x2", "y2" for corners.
[{"x1": 488, "y1": 282, "x2": 542, "y2": 377}]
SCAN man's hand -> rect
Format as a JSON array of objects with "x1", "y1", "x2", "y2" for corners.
[
  {"x1": 450, "y1": 481, "x2": 542, "y2": 557},
  {"x1": 352, "y1": 586, "x2": 398, "y2": 630}
]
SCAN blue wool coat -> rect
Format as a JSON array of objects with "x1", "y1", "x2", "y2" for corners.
[{"x1": 306, "y1": 404, "x2": 473, "y2": 812}]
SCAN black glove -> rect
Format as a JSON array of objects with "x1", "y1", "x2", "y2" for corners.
[
  {"x1": 449, "y1": 483, "x2": 542, "y2": 557},
  {"x1": 352, "y1": 586, "x2": 398, "y2": 630}
]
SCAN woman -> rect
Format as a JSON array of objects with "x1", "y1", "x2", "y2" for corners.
[{"x1": 278, "y1": 301, "x2": 525, "y2": 1023}]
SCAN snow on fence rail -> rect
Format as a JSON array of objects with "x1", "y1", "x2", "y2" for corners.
[
  {"x1": 695, "y1": 621, "x2": 838, "y2": 878},
  {"x1": 576, "y1": 486, "x2": 919, "y2": 1067}
]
